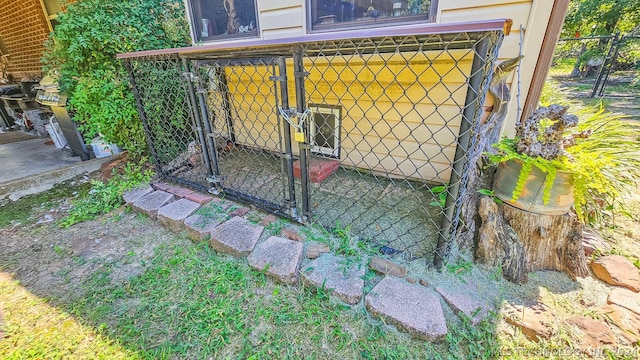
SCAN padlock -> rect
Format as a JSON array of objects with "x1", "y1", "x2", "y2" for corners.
[{"x1": 294, "y1": 130, "x2": 305, "y2": 142}]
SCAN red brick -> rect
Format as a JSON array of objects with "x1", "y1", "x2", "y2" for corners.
[
  {"x1": 152, "y1": 182, "x2": 172, "y2": 192},
  {"x1": 184, "y1": 192, "x2": 213, "y2": 205},
  {"x1": 168, "y1": 187, "x2": 194, "y2": 198},
  {"x1": 293, "y1": 158, "x2": 340, "y2": 183}
]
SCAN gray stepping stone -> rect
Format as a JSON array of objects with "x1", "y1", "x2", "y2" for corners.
[
  {"x1": 184, "y1": 213, "x2": 226, "y2": 242},
  {"x1": 157, "y1": 198, "x2": 201, "y2": 232},
  {"x1": 123, "y1": 185, "x2": 153, "y2": 205},
  {"x1": 248, "y1": 236, "x2": 303, "y2": 284},
  {"x1": 209, "y1": 217, "x2": 263, "y2": 257},
  {"x1": 436, "y1": 286, "x2": 490, "y2": 325},
  {"x1": 131, "y1": 190, "x2": 175, "y2": 219},
  {"x1": 302, "y1": 254, "x2": 365, "y2": 305},
  {"x1": 366, "y1": 276, "x2": 447, "y2": 341}
]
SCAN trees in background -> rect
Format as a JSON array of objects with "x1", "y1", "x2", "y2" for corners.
[{"x1": 562, "y1": 0, "x2": 640, "y2": 37}]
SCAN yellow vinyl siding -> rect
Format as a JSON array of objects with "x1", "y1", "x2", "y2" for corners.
[
  {"x1": 208, "y1": 0, "x2": 555, "y2": 182},
  {"x1": 220, "y1": 50, "x2": 472, "y2": 183},
  {"x1": 258, "y1": 2, "x2": 305, "y2": 39}
]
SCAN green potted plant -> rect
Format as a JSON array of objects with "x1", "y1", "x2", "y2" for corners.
[{"x1": 488, "y1": 99, "x2": 640, "y2": 224}]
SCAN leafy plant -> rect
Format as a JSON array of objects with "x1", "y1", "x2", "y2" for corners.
[
  {"x1": 60, "y1": 160, "x2": 154, "y2": 228},
  {"x1": 477, "y1": 189, "x2": 503, "y2": 204},
  {"x1": 265, "y1": 219, "x2": 288, "y2": 236},
  {"x1": 429, "y1": 184, "x2": 447, "y2": 208},
  {"x1": 42, "y1": 0, "x2": 190, "y2": 156}
]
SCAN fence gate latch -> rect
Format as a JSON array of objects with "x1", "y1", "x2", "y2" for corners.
[
  {"x1": 278, "y1": 107, "x2": 311, "y2": 142},
  {"x1": 182, "y1": 72, "x2": 200, "y2": 84}
]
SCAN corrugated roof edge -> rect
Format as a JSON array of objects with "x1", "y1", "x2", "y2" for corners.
[{"x1": 116, "y1": 19, "x2": 509, "y2": 59}]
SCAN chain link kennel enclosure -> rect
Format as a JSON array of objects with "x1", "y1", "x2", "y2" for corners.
[{"x1": 120, "y1": 21, "x2": 506, "y2": 264}]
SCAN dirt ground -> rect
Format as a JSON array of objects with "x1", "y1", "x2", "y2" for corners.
[{"x1": 0, "y1": 201, "x2": 177, "y2": 304}]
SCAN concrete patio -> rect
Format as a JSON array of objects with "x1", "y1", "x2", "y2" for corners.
[{"x1": 0, "y1": 131, "x2": 115, "y2": 200}]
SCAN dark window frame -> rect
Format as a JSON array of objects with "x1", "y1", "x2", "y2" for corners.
[
  {"x1": 185, "y1": 0, "x2": 260, "y2": 43},
  {"x1": 306, "y1": 0, "x2": 439, "y2": 33}
]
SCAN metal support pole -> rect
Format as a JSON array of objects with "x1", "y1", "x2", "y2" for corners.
[
  {"x1": 277, "y1": 57, "x2": 299, "y2": 216},
  {"x1": 218, "y1": 68, "x2": 237, "y2": 144},
  {"x1": 182, "y1": 57, "x2": 214, "y2": 179},
  {"x1": 293, "y1": 47, "x2": 311, "y2": 218},
  {"x1": 434, "y1": 36, "x2": 494, "y2": 268},
  {"x1": 123, "y1": 59, "x2": 163, "y2": 175},
  {"x1": 591, "y1": 33, "x2": 620, "y2": 98},
  {"x1": 193, "y1": 63, "x2": 222, "y2": 188}
]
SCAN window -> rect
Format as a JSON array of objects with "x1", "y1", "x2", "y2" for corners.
[
  {"x1": 186, "y1": 0, "x2": 258, "y2": 43},
  {"x1": 308, "y1": 0, "x2": 437, "y2": 32}
]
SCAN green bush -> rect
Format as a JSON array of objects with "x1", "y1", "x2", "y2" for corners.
[{"x1": 42, "y1": 0, "x2": 190, "y2": 156}]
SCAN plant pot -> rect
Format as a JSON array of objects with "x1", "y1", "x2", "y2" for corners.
[{"x1": 492, "y1": 159, "x2": 574, "y2": 215}]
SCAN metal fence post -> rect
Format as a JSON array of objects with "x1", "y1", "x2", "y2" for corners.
[
  {"x1": 123, "y1": 59, "x2": 163, "y2": 174},
  {"x1": 277, "y1": 57, "x2": 299, "y2": 217},
  {"x1": 293, "y1": 46, "x2": 311, "y2": 218},
  {"x1": 182, "y1": 58, "x2": 214, "y2": 180},
  {"x1": 192, "y1": 62, "x2": 222, "y2": 190},
  {"x1": 434, "y1": 35, "x2": 496, "y2": 268},
  {"x1": 591, "y1": 33, "x2": 620, "y2": 98}
]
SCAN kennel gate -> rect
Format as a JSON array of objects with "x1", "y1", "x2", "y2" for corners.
[{"x1": 121, "y1": 22, "x2": 506, "y2": 264}]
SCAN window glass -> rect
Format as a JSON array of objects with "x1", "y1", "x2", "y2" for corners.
[
  {"x1": 309, "y1": 0, "x2": 436, "y2": 32},
  {"x1": 187, "y1": 0, "x2": 258, "y2": 42}
]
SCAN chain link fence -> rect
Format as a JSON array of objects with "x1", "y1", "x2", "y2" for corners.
[
  {"x1": 550, "y1": 35, "x2": 640, "y2": 97},
  {"x1": 123, "y1": 29, "x2": 504, "y2": 264}
]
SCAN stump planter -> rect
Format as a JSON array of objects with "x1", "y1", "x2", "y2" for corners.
[{"x1": 492, "y1": 159, "x2": 574, "y2": 216}]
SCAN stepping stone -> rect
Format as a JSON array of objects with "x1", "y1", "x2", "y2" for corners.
[
  {"x1": 369, "y1": 257, "x2": 408, "y2": 277},
  {"x1": 591, "y1": 255, "x2": 640, "y2": 292},
  {"x1": 565, "y1": 316, "x2": 615, "y2": 348},
  {"x1": 123, "y1": 185, "x2": 153, "y2": 205},
  {"x1": 366, "y1": 276, "x2": 447, "y2": 341},
  {"x1": 157, "y1": 198, "x2": 201, "y2": 232},
  {"x1": 608, "y1": 287, "x2": 640, "y2": 315},
  {"x1": 184, "y1": 213, "x2": 226, "y2": 242},
  {"x1": 209, "y1": 217, "x2": 264, "y2": 257},
  {"x1": 599, "y1": 304, "x2": 640, "y2": 345},
  {"x1": 435, "y1": 286, "x2": 490, "y2": 325},
  {"x1": 503, "y1": 302, "x2": 553, "y2": 342},
  {"x1": 247, "y1": 236, "x2": 303, "y2": 284},
  {"x1": 131, "y1": 191, "x2": 175, "y2": 219},
  {"x1": 302, "y1": 254, "x2": 365, "y2": 305},
  {"x1": 306, "y1": 242, "x2": 330, "y2": 259}
]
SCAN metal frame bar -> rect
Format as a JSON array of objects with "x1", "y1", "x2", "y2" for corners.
[
  {"x1": 434, "y1": 34, "x2": 496, "y2": 268},
  {"x1": 277, "y1": 56, "x2": 299, "y2": 217},
  {"x1": 293, "y1": 46, "x2": 311, "y2": 218},
  {"x1": 182, "y1": 58, "x2": 214, "y2": 180},
  {"x1": 123, "y1": 59, "x2": 164, "y2": 175},
  {"x1": 117, "y1": 19, "x2": 509, "y2": 59}
]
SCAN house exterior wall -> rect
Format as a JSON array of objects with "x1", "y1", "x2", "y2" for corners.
[
  {"x1": 0, "y1": 0, "x2": 51, "y2": 79},
  {"x1": 240, "y1": 0, "x2": 555, "y2": 133},
  {"x1": 187, "y1": 0, "x2": 554, "y2": 182}
]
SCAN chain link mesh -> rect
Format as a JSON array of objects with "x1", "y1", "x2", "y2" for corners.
[{"x1": 124, "y1": 30, "x2": 503, "y2": 262}]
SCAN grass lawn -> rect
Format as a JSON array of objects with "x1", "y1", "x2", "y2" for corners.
[{"x1": 0, "y1": 198, "x2": 497, "y2": 359}]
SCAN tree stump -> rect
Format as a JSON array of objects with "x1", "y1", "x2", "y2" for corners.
[{"x1": 476, "y1": 196, "x2": 589, "y2": 283}]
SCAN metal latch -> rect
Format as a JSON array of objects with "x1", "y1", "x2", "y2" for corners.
[
  {"x1": 278, "y1": 107, "x2": 311, "y2": 142},
  {"x1": 181, "y1": 72, "x2": 200, "y2": 83}
]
